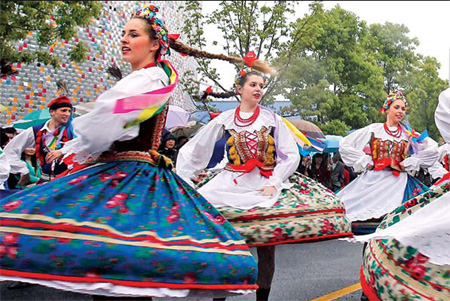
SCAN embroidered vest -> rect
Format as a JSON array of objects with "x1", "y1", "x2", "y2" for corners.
[
  {"x1": 371, "y1": 136, "x2": 409, "y2": 173},
  {"x1": 111, "y1": 105, "x2": 168, "y2": 152},
  {"x1": 32, "y1": 123, "x2": 73, "y2": 177},
  {"x1": 224, "y1": 126, "x2": 276, "y2": 178}
]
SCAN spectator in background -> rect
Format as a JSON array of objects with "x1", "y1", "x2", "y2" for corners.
[
  {"x1": 158, "y1": 132, "x2": 179, "y2": 166},
  {"x1": 330, "y1": 152, "x2": 345, "y2": 192},
  {"x1": 308, "y1": 153, "x2": 331, "y2": 188},
  {"x1": 14, "y1": 148, "x2": 41, "y2": 189},
  {"x1": 176, "y1": 135, "x2": 189, "y2": 149},
  {"x1": 1, "y1": 127, "x2": 17, "y2": 149},
  {"x1": 296, "y1": 154, "x2": 311, "y2": 176}
]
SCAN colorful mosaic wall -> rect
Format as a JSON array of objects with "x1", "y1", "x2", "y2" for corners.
[{"x1": 0, "y1": 1, "x2": 198, "y2": 127}]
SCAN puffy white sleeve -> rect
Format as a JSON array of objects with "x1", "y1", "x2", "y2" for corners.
[
  {"x1": 0, "y1": 153, "x2": 11, "y2": 185},
  {"x1": 436, "y1": 88, "x2": 450, "y2": 142},
  {"x1": 266, "y1": 115, "x2": 300, "y2": 190},
  {"x1": 176, "y1": 118, "x2": 225, "y2": 185},
  {"x1": 339, "y1": 125, "x2": 373, "y2": 173},
  {"x1": 2, "y1": 127, "x2": 35, "y2": 176},
  {"x1": 70, "y1": 68, "x2": 168, "y2": 159},
  {"x1": 402, "y1": 137, "x2": 438, "y2": 172}
]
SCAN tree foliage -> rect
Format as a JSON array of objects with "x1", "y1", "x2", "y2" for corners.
[
  {"x1": 182, "y1": 1, "x2": 448, "y2": 140},
  {"x1": 0, "y1": 1, "x2": 101, "y2": 74}
]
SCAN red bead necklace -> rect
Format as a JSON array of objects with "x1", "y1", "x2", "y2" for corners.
[
  {"x1": 143, "y1": 62, "x2": 157, "y2": 69},
  {"x1": 383, "y1": 122, "x2": 402, "y2": 138},
  {"x1": 234, "y1": 105, "x2": 260, "y2": 127}
]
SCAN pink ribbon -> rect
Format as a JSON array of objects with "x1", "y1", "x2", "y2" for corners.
[{"x1": 113, "y1": 84, "x2": 176, "y2": 114}]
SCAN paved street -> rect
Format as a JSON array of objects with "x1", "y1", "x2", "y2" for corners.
[{"x1": 1, "y1": 240, "x2": 363, "y2": 301}]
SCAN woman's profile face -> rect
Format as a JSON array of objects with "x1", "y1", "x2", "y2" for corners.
[
  {"x1": 120, "y1": 18, "x2": 159, "y2": 69},
  {"x1": 386, "y1": 98, "x2": 407, "y2": 124}
]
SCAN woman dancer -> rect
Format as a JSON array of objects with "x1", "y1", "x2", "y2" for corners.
[
  {"x1": 177, "y1": 57, "x2": 352, "y2": 300},
  {"x1": 0, "y1": 4, "x2": 258, "y2": 299},
  {"x1": 353, "y1": 88, "x2": 450, "y2": 300},
  {"x1": 337, "y1": 90, "x2": 438, "y2": 234}
]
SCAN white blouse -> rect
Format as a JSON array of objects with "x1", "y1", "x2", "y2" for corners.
[
  {"x1": 176, "y1": 107, "x2": 300, "y2": 209},
  {"x1": 339, "y1": 123, "x2": 438, "y2": 173},
  {"x1": 64, "y1": 66, "x2": 169, "y2": 162}
]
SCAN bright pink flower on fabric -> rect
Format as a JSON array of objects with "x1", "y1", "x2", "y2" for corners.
[
  {"x1": 110, "y1": 179, "x2": 120, "y2": 187},
  {"x1": 409, "y1": 264, "x2": 426, "y2": 280},
  {"x1": 3, "y1": 233, "x2": 19, "y2": 244},
  {"x1": 68, "y1": 175, "x2": 89, "y2": 185},
  {"x1": 0, "y1": 244, "x2": 6, "y2": 257},
  {"x1": 99, "y1": 173, "x2": 114, "y2": 181},
  {"x1": 105, "y1": 200, "x2": 119, "y2": 208},
  {"x1": 321, "y1": 219, "x2": 335, "y2": 233},
  {"x1": 183, "y1": 272, "x2": 197, "y2": 284},
  {"x1": 57, "y1": 238, "x2": 72, "y2": 243},
  {"x1": 299, "y1": 189, "x2": 311, "y2": 194},
  {"x1": 167, "y1": 213, "x2": 179, "y2": 223},
  {"x1": 119, "y1": 206, "x2": 129, "y2": 214},
  {"x1": 113, "y1": 193, "x2": 128, "y2": 201},
  {"x1": 115, "y1": 171, "x2": 128, "y2": 178},
  {"x1": 203, "y1": 211, "x2": 226, "y2": 224},
  {"x1": 7, "y1": 246, "x2": 17, "y2": 259},
  {"x1": 369, "y1": 271, "x2": 376, "y2": 287},
  {"x1": 3, "y1": 200, "x2": 22, "y2": 211}
]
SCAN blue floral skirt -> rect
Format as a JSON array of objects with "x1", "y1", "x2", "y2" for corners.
[{"x1": 0, "y1": 151, "x2": 257, "y2": 297}]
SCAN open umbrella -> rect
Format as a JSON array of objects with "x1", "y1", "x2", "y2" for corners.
[
  {"x1": 323, "y1": 135, "x2": 343, "y2": 153},
  {"x1": 13, "y1": 109, "x2": 51, "y2": 129},
  {"x1": 170, "y1": 121, "x2": 204, "y2": 138},
  {"x1": 287, "y1": 119, "x2": 325, "y2": 139},
  {"x1": 165, "y1": 105, "x2": 191, "y2": 129},
  {"x1": 190, "y1": 110, "x2": 211, "y2": 124}
]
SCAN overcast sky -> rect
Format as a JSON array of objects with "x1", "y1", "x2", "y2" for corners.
[{"x1": 201, "y1": 1, "x2": 450, "y2": 89}]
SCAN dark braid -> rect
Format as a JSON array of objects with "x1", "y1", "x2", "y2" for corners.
[
  {"x1": 168, "y1": 38, "x2": 276, "y2": 75},
  {"x1": 201, "y1": 90, "x2": 237, "y2": 100}
]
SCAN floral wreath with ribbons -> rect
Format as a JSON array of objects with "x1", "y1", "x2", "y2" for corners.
[
  {"x1": 234, "y1": 51, "x2": 267, "y2": 88},
  {"x1": 132, "y1": 4, "x2": 170, "y2": 58},
  {"x1": 379, "y1": 90, "x2": 408, "y2": 113}
]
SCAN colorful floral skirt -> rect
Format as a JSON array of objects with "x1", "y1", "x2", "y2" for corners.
[
  {"x1": 0, "y1": 151, "x2": 258, "y2": 297},
  {"x1": 198, "y1": 172, "x2": 352, "y2": 247},
  {"x1": 361, "y1": 182, "x2": 450, "y2": 300}
]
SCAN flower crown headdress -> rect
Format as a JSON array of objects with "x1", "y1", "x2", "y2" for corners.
[
  {"x1": 379, "y1": 90, "x2": 408, "y2": 113},
  {"x1": 234, "y1": 51, "x2": 267, "y2": 88},
  {"x1": 132, "y1": 4, "x2": 170, "y2": 58}
]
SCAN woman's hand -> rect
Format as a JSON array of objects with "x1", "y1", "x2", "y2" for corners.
[
  {"x1": 399, "y1": 161, "x2": 405, "y2": 171},
  {"x1": 192, "y1": 172, "x2": 208, "y2": 184},
  {"x1": 258, "y1": 186, "x2": 277, "y2": 197},
  {"x1": 366, "y1": 163, "x2": 374, "y2": 170}
]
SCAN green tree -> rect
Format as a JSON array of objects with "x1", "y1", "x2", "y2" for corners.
[
  {"x1": 181, "y1": 0, "x2": 300, "y2": 105},
  {"x1": 403, "y1": 56, "x2": 448, "y2": 140},
  {"x1": 368, "y1": 22, "x2": 420, "y2": 93},
  {"x1": 0, "y1": 1, "x2": 102, "y2": 75}
]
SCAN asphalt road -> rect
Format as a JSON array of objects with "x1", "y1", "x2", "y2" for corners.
[{"x1": 1, "y1": 240, "x2": 364, "y2": 301}]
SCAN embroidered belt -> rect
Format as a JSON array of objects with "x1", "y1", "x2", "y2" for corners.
[
  {"x1": 225, "y1": 158, "x2": 274, "y2": 183},
  {"x1": 373, "y1": 158, "x2": 404, "y2": 177}
]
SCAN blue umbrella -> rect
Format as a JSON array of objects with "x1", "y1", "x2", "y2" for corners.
[
  {"x1": 13, "y1": 109, "x2": 51, "y2": 129},
  {"x1": 323, "y1": 135, "x2": 343, "y2": 153},
  {"x1": 190, "y1": 110, "x2": 211, "y2": 124}
]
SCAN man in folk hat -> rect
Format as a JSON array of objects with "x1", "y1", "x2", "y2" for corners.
[{"x1": 1, "y1": 95, "x2": 76, "y2": 187}]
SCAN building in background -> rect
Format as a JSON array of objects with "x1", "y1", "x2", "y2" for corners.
[{"x1": 0, "y1": 1, "x2": 198, "y2": 127}]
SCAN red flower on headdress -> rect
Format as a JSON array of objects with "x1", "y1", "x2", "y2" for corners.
[
  {"x1": 205, "y1": 86, "x2": 212, "y2": 94},
  {"x1": 243, "y1": 51, "x2": 258, "y2": 67}
]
